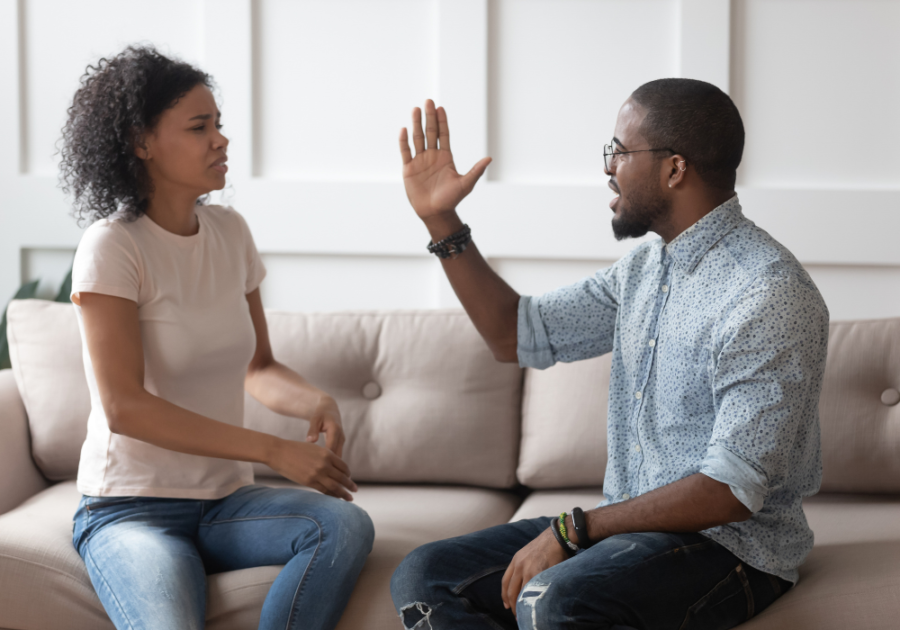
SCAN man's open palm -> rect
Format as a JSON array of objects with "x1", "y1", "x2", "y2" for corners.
[{"x1": 399, "y1": 99, "x2": 491, "y2": 219}]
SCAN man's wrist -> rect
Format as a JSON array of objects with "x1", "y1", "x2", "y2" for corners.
[{"x1": 422, "y1": 210, "x2": 464, "y2": 243}]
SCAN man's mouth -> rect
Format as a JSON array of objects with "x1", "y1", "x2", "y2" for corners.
[{"x1": 609, "y1": 180, "x2": 620, "y2": 210}]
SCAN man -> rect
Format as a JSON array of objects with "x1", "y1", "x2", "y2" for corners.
[{"x1": 390, "y1": 79, "x2": 828, "y2": 630}]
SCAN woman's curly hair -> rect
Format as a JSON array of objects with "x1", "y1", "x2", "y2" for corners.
[{"x1": 58, "y1": 45, "x2": 213, "y2": 224}]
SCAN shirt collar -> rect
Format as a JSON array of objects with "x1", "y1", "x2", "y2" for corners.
[{"x1": 664, "y1": 195, "x2": 744, "y2": 273}]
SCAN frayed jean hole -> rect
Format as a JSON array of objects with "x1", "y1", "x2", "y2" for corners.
[{"x1": 399, "y1": 601, "x2": 439, "y2": 630}]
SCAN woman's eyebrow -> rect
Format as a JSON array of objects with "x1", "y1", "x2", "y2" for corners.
[{"x1": 188, "y1": 111, "x2": 221, "y2": 121}]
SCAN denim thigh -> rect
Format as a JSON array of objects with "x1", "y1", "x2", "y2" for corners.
[{"x1": 72, "y1": 495, "x2": 207, "y2": 630}]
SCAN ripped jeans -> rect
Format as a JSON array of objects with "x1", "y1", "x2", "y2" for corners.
[
  {"x1": 390, "y1": 517, "x2": 791, "y2": 630},
  {"x1": 72, "y1": 485, "x2": 374, "y2": 630}
]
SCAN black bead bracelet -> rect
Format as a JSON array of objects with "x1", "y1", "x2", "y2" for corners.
[{"x1": 427, "y1": 224, "x2": 472, "y2": 259}]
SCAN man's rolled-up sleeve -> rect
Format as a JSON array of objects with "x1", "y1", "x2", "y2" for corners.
[
  {"x1": 516, "y1": 266, "x2": 620, "y2": 369},
  {"x1": 700, "y1": 272, "x2": 829, "y2": 514}
]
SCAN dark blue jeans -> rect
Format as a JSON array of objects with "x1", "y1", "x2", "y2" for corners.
[{"x1": 390, "y1": 517, "x2": 790, "y2": 630}]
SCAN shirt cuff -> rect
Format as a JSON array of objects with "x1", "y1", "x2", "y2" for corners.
[
  {"x1": 517, "y1": 295, "x2": 555, "y2": 369},
  {"x1": 700, "y1": 444, "x2": 768, "y2": 513}
]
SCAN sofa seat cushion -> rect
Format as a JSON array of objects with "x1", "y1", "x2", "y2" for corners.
[
  {"x1": 739, "y1": 541, "x2": 900, "y2": 629},
  {"x1": 0, "y1": 480, "x2": 521, "y2": 630},
  {"x1": 510, "y1": 488, "x2": 605, "y2": 521}
]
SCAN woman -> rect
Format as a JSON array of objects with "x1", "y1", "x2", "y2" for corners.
[{"x1": 59, "y1": 46, "x2": 374, "y2": 630}]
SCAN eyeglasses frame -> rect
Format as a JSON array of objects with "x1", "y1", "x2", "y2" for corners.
[{"x1": 603, "y1": 143, "x2": 677, "y2": 172}]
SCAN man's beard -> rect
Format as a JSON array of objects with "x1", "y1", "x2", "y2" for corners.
[{"x1": 611, "y1": 180, "x2": 671, "y2": 241}]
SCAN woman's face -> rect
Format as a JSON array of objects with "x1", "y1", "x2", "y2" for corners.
[{"x1": 138, "y1": 84, "x2": 229, "y2": 198}]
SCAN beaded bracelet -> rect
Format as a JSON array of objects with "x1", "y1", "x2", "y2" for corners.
[
  {"x1": 551, "y1": 518, "x2": 577, "y2": 557},
  {"x1": 558, "y1": 512, "x2": 579, "y2": 552},
  {"x1": 427, "y1": 224, "x2": 472, "y2": 259}
]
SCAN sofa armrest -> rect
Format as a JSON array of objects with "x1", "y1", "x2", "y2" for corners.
[{"x1": 0, "y1": 369, "x2": 48, "y2": 515}]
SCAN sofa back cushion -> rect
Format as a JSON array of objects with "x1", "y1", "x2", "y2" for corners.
[
  {"x1": 7, "y1": 300, "x2": 89, "y2": 480},
  {"x1": 245, "y1": 310, "x2": 522, "y2": 488},
  {"x1": 7, "y1": 301, "x2": 523, "y2": 488},
  {"x1": 819, "y1": 318, "x2": 900, "y2": 493},
  {"x1": 517, "y1": 354, "x2": 611, "y2": 488}
]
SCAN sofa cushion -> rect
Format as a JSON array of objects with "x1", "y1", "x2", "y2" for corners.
[
  {"x1": 247, "y1": 310, "x2": 523, "y2": 488},
  {"x1": 818, "y1": 318, "x2": 900, "y2": 493},
  {"x1": 0, "y1": 480, "x2": 521, "y2": 630},
  {"x1": 6, "y1": 301, "x2": 523, "y2": 488},
  {"x1": 517, "y1": 355, "x2": 611, "y2": 488},
  {"x1": 738, "y1": 541, "x2": 900, "y2": 630},
  {"x1": 6, "y1": 300, "x2": 90, "y2": 480},
  {"x1": 802, "y1": 493, "x2": 900, "y2": 546},
  {"x1": 510, "y1": 488, "x2": 605, "y2": 521}
]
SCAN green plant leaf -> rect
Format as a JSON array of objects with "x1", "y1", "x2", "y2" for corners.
[
  {"x1": 0, "y1": 280, "x2": 41, "y2": 370},
  {"x1": 55, "y1": 266, "x2": 73, "y2": 303}
]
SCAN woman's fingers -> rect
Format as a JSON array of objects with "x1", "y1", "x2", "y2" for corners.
[
  {"x1": 411, "y1": 107, "x2": 426, "y2": 155},
  {"x1": 399, "y1": 128, "x2": 413, "y2": 165},
  {"x1": 437, "y1": 106, "x2": 451, "y2": 151},
  {"x1": 327, "y1": 466, "x2": 358, "y2": 494},
  {"x1": 306, "y1": 417, "x2": 321, "y2": 443},
  {"x1": 424, "y1": 99, "x2": 438, "y2": 150},
  {"x1": 328, "y1": 451, "x2": 352, "y2": 477}
]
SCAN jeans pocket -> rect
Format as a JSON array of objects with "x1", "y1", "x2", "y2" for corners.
[{"x1": 679, "y1": 563, "x2": 754, "y2": 630}]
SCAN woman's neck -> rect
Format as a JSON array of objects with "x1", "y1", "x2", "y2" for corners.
[{"x1": 145, "y1": 191, "x2": 201, "y2": 236}]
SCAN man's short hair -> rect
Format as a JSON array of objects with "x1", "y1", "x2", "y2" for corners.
[{"x1": 631, "y1": 78, "x2": 744, "y2": 191}]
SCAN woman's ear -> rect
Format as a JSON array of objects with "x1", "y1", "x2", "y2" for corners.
[
  {"x1": 133, "y1": 130, "x2": 150, "y2": 160},
  {"x1": 666, "y1": 154, "x2": 687, "y2": 189}
]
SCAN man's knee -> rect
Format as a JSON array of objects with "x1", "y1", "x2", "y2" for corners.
[
  {"x1": 390, "y1": 540, "x2": 451, "y2": 613},
  {"x1": 515, "y1": 574, "x2": 612, "y2": 630}
]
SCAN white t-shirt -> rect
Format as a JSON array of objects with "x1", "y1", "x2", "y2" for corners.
[{"x1": 71, "y1": 205, "x2": 266, "y2": 499}]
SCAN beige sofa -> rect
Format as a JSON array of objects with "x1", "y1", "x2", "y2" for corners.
[{"x1": 1, "y1": 299, "x2": 899, "y2": 630}]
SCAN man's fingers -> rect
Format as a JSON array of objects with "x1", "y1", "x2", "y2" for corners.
[
  {"x1": 399, "y1": 128, "x2": 413, "y2": 165},
  {"x1": 461, "y1": 157, "x2": 493, "y2": 192},
  {"x1": 500, "y1": 565, "x2": 512, "y2": 609},
  {"x1": 506, "y1": 568, "x2": 522, "y2": 618},
  {"x1": 437, "y1": 106, "x2": 451, "y2": 151},
  {"x1": 412, "y1": 107, "x2": 426, "y2": 155},
  {"x1": 424, "y1": 99, "x2": 438, "y2": 150}
]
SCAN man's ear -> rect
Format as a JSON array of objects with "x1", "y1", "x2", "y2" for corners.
[{"x1": 666, "y1": 154, "x2": 687, "y2": 189}]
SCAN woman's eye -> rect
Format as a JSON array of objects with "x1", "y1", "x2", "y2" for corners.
[{"x1": 215, "y1": 124, "x2": 223, "y2": 130}]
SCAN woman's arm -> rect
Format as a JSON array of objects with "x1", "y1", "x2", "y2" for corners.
[
  {"x1": 242, "y1": 289, "x2": 346, "y2": 457},
  {"x1": 79, "y1": 291, "x2": 358, "y2": 500}
]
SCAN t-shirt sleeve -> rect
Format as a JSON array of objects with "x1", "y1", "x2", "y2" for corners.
[
  {"x1": 71, "y1": 220, "x2": 141, "y2": 304},
  {"x1": 233, "y1": 210, "x2": 267, "y2": 294}
]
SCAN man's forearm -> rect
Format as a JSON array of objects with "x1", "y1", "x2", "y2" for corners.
[
  {"x1": 566, "y1": 473, "x2": 752, "y2": 547},
  {"x1": 423, "y1": 211, "x2": 520, "y2": 362}
]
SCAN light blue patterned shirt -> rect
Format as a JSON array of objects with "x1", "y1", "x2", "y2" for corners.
[{"x1": 518, "y1": 196, "x2": 828, "y2": 583}]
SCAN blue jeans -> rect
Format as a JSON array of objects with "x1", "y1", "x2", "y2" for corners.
[
  {"x1": 72, "y1": 484, "x2": 374, "y2": 630},
  {"x1": 391, "y1": 517, "x2": 791, "y2": 630}
]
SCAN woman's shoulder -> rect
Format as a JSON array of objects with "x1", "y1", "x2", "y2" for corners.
[
  {"x1": 198, "y1": 204, "x2": 254, "y2": 239},
  {"x1": 79, "y1": 213, "x2": 140, "y2": 251}
]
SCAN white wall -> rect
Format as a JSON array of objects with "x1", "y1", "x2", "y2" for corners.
[{"x1": 1, "y1": 0, "x2": 898, "y2": 321}]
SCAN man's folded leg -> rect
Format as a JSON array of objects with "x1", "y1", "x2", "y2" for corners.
[
  {"x1": 515, "y1": 531, "x2": 790, "y2": 630},
  {"x1": 390, "y1": 517, "x2": 554, "y2": 630}
]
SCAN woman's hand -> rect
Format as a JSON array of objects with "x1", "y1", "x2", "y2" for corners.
[
  {"x1": 268, "y1": 437, "x2": 358, "y2": 502},
  {"x1": 399, "y1": 99, "x2": 492, "y2": 221},
  {"x1": 306, "y1": 395, "x2": 346, "y2": 457}
]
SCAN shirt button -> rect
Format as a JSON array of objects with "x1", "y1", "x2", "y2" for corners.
[
  {"x1": 622, "y1": 493, "x2": 631, "y2": 500},
  {"x1": 648, "y1": 339, "x2": 656, "y2": 347},
  {"x1": 634, "y1": 444, "x2": 642, "y2": 453},
  {"x1": 661, "y1": 285, "x2": 669, "y2": 293},
  {"x1": 635, "y1": 391, "x2": 642, "y2": 400}
]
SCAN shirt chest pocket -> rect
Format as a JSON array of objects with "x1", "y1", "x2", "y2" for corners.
[{"x1": 654, "y1": 336, "x2": 715, "y2": 415}]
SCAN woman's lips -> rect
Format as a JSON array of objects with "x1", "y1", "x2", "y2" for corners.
[{"x1": 212, "y1": 163, "x2": 228, "y2": 174}]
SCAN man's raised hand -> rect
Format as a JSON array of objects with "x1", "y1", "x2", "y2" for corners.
[{"x1": 399, "y1": 99, "x2": 492, "y2": 220}]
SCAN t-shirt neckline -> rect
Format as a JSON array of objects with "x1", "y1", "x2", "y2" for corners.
[{"x1": 140, "y1": 208, "x2": 205, "y2": 245}]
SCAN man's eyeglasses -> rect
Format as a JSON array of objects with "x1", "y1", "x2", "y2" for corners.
[{"x1": 603, "y1": 143, "x2": 674, "y2": 171}]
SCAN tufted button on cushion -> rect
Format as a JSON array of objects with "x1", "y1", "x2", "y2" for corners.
[
  {"x1": 881, "y1": 388, "x2": 900, "y2": 406},
  {"x1": 362, "y1": 381, "x2": 382, "y2": 400}
]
